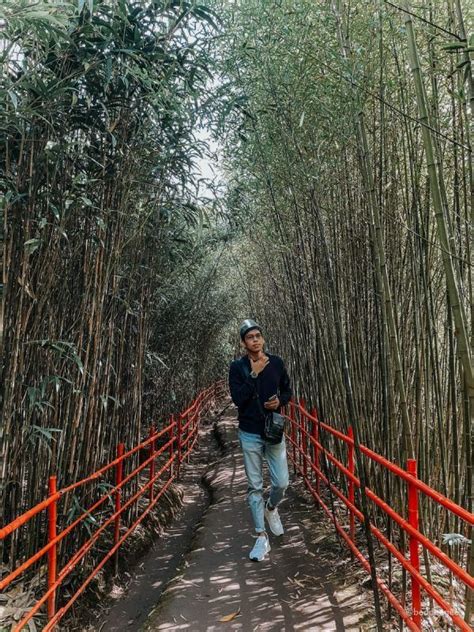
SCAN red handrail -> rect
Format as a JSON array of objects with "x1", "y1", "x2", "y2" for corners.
[
  {"x1": 296, "y1": 403, "x2": 472, "y2": 524},
  {"x1": 0, "y1": 380, "x2": 225, "y2": 631},
  {"x1": 286, "y1": 398, "x2": 474, "y2": 631}
]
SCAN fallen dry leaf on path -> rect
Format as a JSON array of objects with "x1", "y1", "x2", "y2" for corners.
[
  {"x1": 287, "y1": 576, "x2": 306, "y2": 588},
  {"x1": 220, "y1": 608, "x2": 241, "y2": 622}
]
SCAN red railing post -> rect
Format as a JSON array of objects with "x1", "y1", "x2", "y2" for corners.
[
  {"x1": 311, "y1": 408, "x2": 320, "y2": 495},
  {"x1": 301, "y1": 404, "x2": 308, "y2": 481},
  {"x1": 348, "y1": 426, "x2": 355, "y2": 543},
  {"x1": 47, "y1": 476, "x2": 57, "y2": 623},
  {"x1": 149, "y1": 426, "x2": 155, "y2": 504},
  {"x1": 177, "y1": 413, "x2": 183, "y2": 480},
  {"x1": 194, "y1": 404, "x2": 200, "y2": 453},
  {"x1": 190, "y1": 403, "x2": 198, "y2": 462},
  {"x1": 114, "y1": 443, "x2": 124, "y2": 575},
  {"x1": 299, "y1": 399, "x2": 306, "y2": 473},
  {"x1": 188, "y1": 411, "x2": 193, "y2": 463},
  {"x1": 290, "y1": 400, "x2": 296, "y2": 474},
  {"x1": 169, "y1": 415, "x2": 175, "y2": 480},
  {"x1": 407, "y1": 458, "x2": 421, "y2": 628}
]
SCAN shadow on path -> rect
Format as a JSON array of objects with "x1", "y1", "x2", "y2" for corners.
[{"x1": 144, "y1": 407, "x2": 373, "y2": 632}]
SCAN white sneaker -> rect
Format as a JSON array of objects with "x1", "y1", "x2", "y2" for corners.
[
  {"x1": 265, "y1": 503, "x2": 284, "y2": 536},
  {"x1": 249, "y1": 534, "x2": 271, "y2": 561}
]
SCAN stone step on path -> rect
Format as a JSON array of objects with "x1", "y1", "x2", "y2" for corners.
[{"x1": 144, "y1": 407, "x2": 373, "y2": 632}]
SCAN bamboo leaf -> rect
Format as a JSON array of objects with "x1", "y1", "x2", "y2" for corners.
[
  {"x1": 441, "y1": 41, "x2": 466, "y2": 51},
  {"x1": 191, "y1": 5, "x2": 221, "y2": 31},
  {"x1": 7, "y1": 89, "x2": 18, "y2": 109},
  {"x1": 219, "y1": 609, "x2": 240, "y2": 622},
  {"x1": 24, "y1": 238, "x2": 42, "y2": 254}
]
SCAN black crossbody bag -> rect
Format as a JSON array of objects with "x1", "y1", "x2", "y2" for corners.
[{"x1": 242, "y1": 361, "x2": 286, "y2": 444}]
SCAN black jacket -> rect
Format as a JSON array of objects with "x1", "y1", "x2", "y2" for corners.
[{"x1": 228, "y1": 354, "x2": 292, "y2": 436}]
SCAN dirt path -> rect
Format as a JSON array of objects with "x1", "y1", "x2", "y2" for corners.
[{"x1": 143, "y1": 408, "x2": 374, "y2": 631}]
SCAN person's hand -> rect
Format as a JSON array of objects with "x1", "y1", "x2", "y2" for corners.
[
  {"x1": 250, "y1": 352, "x2": 269, "y2": 376},
  {"x1": 264, "y1": 396, "x2": 280, "y2": 410}
]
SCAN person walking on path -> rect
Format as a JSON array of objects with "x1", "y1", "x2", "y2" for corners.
[{"x1": 228, "y1": 319, "x2": 292, "y2": 562}]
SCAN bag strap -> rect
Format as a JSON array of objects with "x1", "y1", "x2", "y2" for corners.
[{"x1": 241, "y1": 358, "x2": 268, "y2": 419}]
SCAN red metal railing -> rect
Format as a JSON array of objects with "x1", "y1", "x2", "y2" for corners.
[
  {"x1": 0, "y1": 381, "x2": 225, "y2": 630},
  {"x1": 286, "y1": 398, "x2": 474, "y2": 632}
]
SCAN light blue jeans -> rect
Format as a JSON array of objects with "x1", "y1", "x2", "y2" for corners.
[{"x1": 238, "y1": 429, "x2": 290, "y2": 533}]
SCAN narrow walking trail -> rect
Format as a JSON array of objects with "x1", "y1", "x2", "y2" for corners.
[{"x1": 143, "y1": 405, "x2": 373, "y2": 631}]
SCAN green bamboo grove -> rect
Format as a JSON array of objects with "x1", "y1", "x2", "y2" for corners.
[
  {"x1": 216, "y1": 0, "x2": 473, "y2": 621},
  {"x1": 1, "y1": 0, "x2": 473, "y2": 626},
  {"x1": 1, "y1": 0, "x2": 241, "y2": 581}
]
